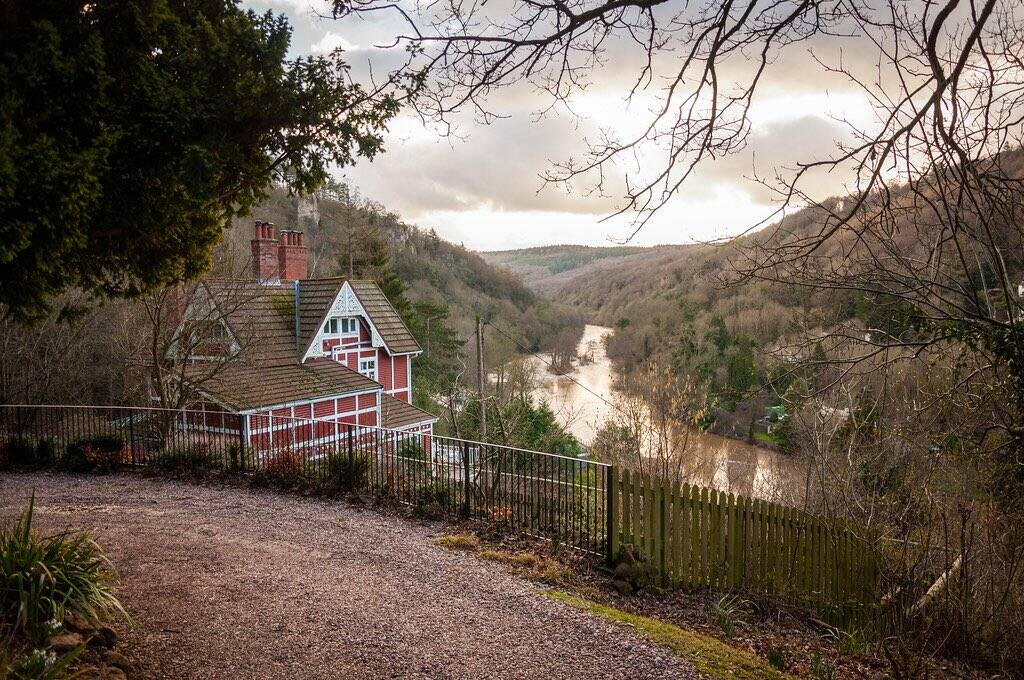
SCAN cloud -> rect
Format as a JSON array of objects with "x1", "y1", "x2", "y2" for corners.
[{"x1": 310, "y1": 32, "x2": 359, "y2": 53}]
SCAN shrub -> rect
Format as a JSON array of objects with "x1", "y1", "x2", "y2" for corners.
[
  {"x1": 61, "y1": 436, "x2": 125, "y2": 473},
  {"x1": 152, "y1": 444, "x2": 219, "y2": 476},
  {"x1": 0, "y1": 493, "x2": 126, "y2": 644},
  {"x1": 413, "y1": 480, "x2": 452, "y2": 519},
  {"x1": 1, "y1": 438, "x2": 36, "y2": 469},
  {"x1": 322, "y1": 454, "x2": 370, "y2": 494},
  {"x1": 261, "y1": 448, "x2": 304, "y2": 485},
  {"x1": 767, "y1": 648, "x2": 786, "y2": 671},
  {"x1": 610, "y1": 545, "x2": 658, "y2": 595}
]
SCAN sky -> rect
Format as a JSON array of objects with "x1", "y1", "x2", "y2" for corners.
[{"x1": 247, "y1": 0, "x2": 880, "y2": 251}]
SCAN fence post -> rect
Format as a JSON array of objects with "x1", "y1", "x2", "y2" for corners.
[
  {"x1": 347, "y1": 423, "x2": 354, "y2": 472},
  {"x1": 236, "y1": 419, "x2": 246, "y2": 473},
  {"x1": 606, "y1": 465, "x2": 618, "y2": 566},
  {"x1": 128, "y1": 409, "x2": 136, "y2": 466},
  {"x1": 461, "y1": 439, "x2": 471, "y2": 518}
]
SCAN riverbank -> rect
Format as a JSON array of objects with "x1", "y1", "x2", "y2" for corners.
[{"x1": 529, "y1": 325, "x2": 806, "y2": 504}]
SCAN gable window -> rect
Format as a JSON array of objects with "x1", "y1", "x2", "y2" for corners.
[
  {"x1": 323, "y1": 317, "x2": 358, "y2": 336},
  {"x1": 358, "y1": 357, "x2": 377, "y2": 381}
]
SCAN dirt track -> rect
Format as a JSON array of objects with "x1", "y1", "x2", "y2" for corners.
[{"x1": 1, "y1": 473, "x2": 701, "y2": 679}]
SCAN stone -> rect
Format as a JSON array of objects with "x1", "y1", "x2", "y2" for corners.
[
  {"x1": 97, "y1": 624, "x2": 118, "y2": 648},
  {"x1": 49, "y1": 631, "x2": 84, "y2": 653},
  {"x1": 64, "y1": 611, "x2": 94, "y2": 633},
  {"x1": 104, "y1": 650, "x2": 132, "y2": 672},
  {"x1": 102, "y1": 666, "x2": 128, "y2": 680}
]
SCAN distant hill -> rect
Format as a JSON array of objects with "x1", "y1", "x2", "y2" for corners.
[{"x1": 481, "y1": 244, "x2": 691, "y2": 295}]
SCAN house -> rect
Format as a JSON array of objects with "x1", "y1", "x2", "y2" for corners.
[{"x1": 175, "y1": 221, "x2": 437, "y2": 453}]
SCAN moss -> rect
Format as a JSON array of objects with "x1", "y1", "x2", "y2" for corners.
[
  {"x1": 478, "y1": 549, "x2": 573, "y2": 583},
  {"x1": 271, "y1": 293, "x2": 295, "y2": 318},
  {"x1": 432, "y1": 534, "x2": 480, "y2": 551},
  {"x1": 545, "y1": 591, "x2": 795, "y2": 680}
]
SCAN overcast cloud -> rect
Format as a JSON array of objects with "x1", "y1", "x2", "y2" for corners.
[{"x1": 246, "y1": 0, "x2": 879, "y2": 250}]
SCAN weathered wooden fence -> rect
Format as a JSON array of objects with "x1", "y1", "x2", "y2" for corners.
[{"x1": 609, "y1": 468, "x2": 878, "y2": 628}]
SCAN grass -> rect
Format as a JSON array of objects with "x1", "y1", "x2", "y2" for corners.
[
  {"x1": 432, "y1": 534, "x2": 480, "y2": 551},
  {"x1": 546, "y1": 591, "x2": 795, "y2": 680}
]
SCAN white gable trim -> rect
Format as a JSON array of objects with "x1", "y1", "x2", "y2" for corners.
[{"x1": 302, "y1": 281, "x2": 387, "y2": 361}]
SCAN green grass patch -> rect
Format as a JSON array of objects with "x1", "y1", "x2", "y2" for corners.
[{"x1": 546, "y1": 591, "x2": 794, "y2": 680}]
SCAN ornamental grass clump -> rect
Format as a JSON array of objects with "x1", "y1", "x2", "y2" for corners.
[{"x1": 0, "y1": 493, "x2": 126, "y2": 644}]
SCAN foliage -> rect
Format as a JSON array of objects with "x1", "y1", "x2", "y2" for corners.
[
  {"x1": 259, "y1": 448, "x2": 304, "y2": 486},
  {"x1": 766, "y1": 648, "x2": 786, "y2": 672},
  {"x1": 61, "y1": 436, "x2": 124, "y2": 474},
  {"x1": 610, "y1": 545, "x2": 658, "y2": 595},
  {"x1": 413, "y1": 480, "x2": 452, "y2": 519},
  {"x1": 151, "y1": 444, "x2": 219, "y2": 476},
  {"x1": 0, "y1": 0, "x2": 404, "y2": 323},
  {"x1": 809, "y1": 653, "x2": 836, "y2": 680},
  {"x1": 709, "y1": 594, "x2": 751, "y2": 638},
  {"x1": 321, "y1": 454, "x2": 370, "y2": 494},
  {"x1": 1, "y1": 645, "x2": 84, "y2": 680},
  {"x1": 0, "y1": 494, "x2": 126, "y2": 644}
]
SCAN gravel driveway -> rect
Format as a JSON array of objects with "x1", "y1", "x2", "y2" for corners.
[{"x1": 1, "y1": 474, "x2": 701, "y2": 679}]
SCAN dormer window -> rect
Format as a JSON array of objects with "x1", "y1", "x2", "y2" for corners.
[{"x1": 324, "y1": 316, "x2": 358, "y2": 336}]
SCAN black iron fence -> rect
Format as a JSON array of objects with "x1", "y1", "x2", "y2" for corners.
[{"x1": 0, "y1": 404, "x2": 611, "y2": 556}]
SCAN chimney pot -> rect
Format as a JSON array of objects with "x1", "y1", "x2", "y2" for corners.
[
  {"x1": 251, "y1": 220, "x2": 280, "y2": 283},
  {"x1": 277, "y1": 229, "x2": 309, "y2": 281}
]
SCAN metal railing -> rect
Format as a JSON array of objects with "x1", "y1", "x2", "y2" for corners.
[{"x1": 0, "y1": 404, "x2": 611, "y2": 556}]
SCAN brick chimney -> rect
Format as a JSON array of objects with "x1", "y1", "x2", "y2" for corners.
[
  {"x1": 278, "y1": 229, "x2": 309, "y2": 281},
  {"x1": 251, "y1": 221, "x2": 280, "y2": 283}
]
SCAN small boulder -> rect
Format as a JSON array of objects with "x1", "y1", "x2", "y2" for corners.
[
  {"x1": 64, "y1": 611, "x2": 94, "y2": 634},
  {"x1": 49, "y1": 631, "x2": 85, "y2": 653},
  {"x1": 97, "y1": 624, "x2": 118, "y2": 648},
  {"x1": 104, "y1": 650, "x2": 132, "y2": 672}
]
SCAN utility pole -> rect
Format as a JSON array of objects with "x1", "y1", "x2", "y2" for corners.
[{"x1": 476, "y1": 314, "x2": 486, "y2": 443}]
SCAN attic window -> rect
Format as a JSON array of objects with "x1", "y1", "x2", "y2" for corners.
[{"x1": 324, "y1": 317, "x2": 358, "y2": 336}]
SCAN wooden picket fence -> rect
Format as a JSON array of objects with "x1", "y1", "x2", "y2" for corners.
[{"x1": 608, "y1": 468, "x2": 879, "y2": 628}]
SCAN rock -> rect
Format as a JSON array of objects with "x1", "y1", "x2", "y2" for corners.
[
  {"x1": 104, "y1": 650, "x2": 132, "y2": 671},
  {"x1": 49, "y1": 631, "x2": 85, "y2": 653},
  {"x1": 97, "y1": 624, "x2": 118, "y2": 648},
  {"x1": 102, "y1": 666, "x2": 128, "y2": 680},
  {"x1": 64, "y1": 611, "x2": 94, "y2": 633}
]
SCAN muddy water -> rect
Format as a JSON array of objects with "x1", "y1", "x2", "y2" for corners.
[{"x1": 530, "y1": 325, "x2": 807, "y2": 503}]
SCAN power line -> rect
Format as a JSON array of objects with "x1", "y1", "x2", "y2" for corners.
[{"x1": 484, "y1": 320, "x2": 620, "y2": 413}]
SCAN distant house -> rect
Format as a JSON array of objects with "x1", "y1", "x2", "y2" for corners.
[{"x1": 175, "y1": 221, "x2": 436, "y2": 452}]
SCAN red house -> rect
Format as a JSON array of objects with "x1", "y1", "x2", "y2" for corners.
[{"x1": 176, "y1": 221, "x2": 437, "y2": 453}]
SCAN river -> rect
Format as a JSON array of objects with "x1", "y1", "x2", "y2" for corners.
[{"x1": 530, "y1": 325, "x2": 807, "y2": 503}]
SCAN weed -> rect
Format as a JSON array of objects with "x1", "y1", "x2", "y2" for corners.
[
  {"x1": 810, "y1": 653, "x2": 836, "y2": 680},
  {"x1": 767, "y1": 648, "x2": 786, "y2": 671},
  {"x1": 478, "y1": 549, "x2": 573, "y2": 584},
  {"x1": 828, "y1": 628, "x2": 870, "y2": 656},
  {"x1": 0, "y1": 493, "x2": 127, "y2": 643},
  {"x1": 710, "y1": 593, "x2": 751, "y2": 638}
]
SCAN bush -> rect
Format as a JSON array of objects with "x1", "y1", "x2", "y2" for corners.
[
  {"x1": 413, "y1": 480, "x2": 452, "y2": 519},
  {"x1": 61, "y1": 436, "x2": 125, "y2": 473},
  {"x1": 152, "y1": 444, "x2": 219, "y2": 476},
  {"x1": 260, "y1": 448, "x2": 304, "y2": 485},
  {"x1": 321, "y1": 454, "x2": 369, "y2": 494},
  {"x1": 1, "y1": 438, "x2": 35, "y2": 469},
  {"x1": 0, "y1": 493, "x2": 126, "y2": 644}
]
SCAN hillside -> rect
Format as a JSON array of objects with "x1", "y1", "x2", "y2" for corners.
[
  {"x1": 482, "y1": 244, "x2": 690, "y2": 295},
  {"x1": 221, "y1": 187, "x2": 584, "y2": 363}
]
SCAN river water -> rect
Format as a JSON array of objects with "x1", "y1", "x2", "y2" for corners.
[{"x1": 530, "y1": 325, "x2": 807, "y2": 503}]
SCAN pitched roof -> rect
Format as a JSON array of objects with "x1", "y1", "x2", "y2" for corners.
[
  {"x1": 193, "y1": 359, "x2": 379, "y2": 412},
  {"x1": 381, "y1": 394, "x2": 438, "y2": 429},
  {"x1": 348, "y1": 281, "x2": 420, "y2": 354}
]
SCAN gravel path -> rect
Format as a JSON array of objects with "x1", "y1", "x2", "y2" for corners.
[{"x1": 1, "y1": 474, "x2": 701, "y2": 679}]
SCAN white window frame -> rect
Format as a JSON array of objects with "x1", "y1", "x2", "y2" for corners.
[
  {"x1": 358, "y1": 357, "x2": 377, "y2": 381},
  {"x1": 323, "y1": 316, "x2": 359, "y2": 337}
]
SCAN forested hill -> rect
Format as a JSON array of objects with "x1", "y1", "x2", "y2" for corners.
[
  {"x1": 482, "y1": 244, "x2": 691, "y2": 295},
  {"x1": 221, "y1": 187, "x2": 584, "y2": 362}
]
